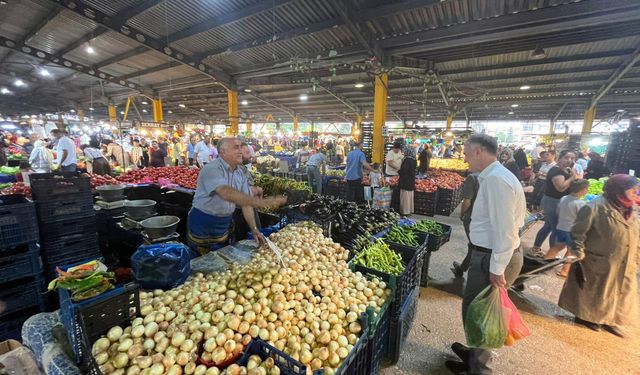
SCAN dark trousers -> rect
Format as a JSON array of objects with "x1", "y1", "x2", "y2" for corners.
[
  {"x1": 460, "y1": 220, "x2": 472, "y2": 271},
  {"x1": 462, "y1": 247, "x2": 523, "y2": 374},
  {"x1": 346, "y1": 178, "x2": 364, "y2": 203},
  {"x1": 60, "y1": 164, "x2": 77, "y2": 172}
]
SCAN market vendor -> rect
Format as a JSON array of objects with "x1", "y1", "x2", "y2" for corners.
[{"x1": 188, "y1": 137, "x2": 286, "y2": 254}]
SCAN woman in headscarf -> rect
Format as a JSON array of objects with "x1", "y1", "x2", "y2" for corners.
[
  {"x1": 397, "y1": 146, "x2": 417, "y2": 217},
  {"x1": 499, "y1": 148, "x2": 521, "y2": 179},
  {"x1": 558, "y1": 174, "x2": 639, "y2": 338},
  {"x1": 28, "y1": 140, "x2": 53, "y2": 173},
  {"x1": 82, "y1": 139, "x2": 111, "y2": 175}
]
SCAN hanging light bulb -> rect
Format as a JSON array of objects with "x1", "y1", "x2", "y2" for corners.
[
  {"x1": 299, "y1": 94, "x2": 308, "y2": 101},
  {"x1": 86, "y1": 45, "x2": 95, "y2": 54},
  {"x1": 39, "y1": 68, "x2": 51, "y2": 77},
  {"x1": 13, "y1": 79, "x2": 24, "y2": 87}
]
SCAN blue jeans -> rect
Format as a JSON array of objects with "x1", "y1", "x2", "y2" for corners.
[
  {"x1": 60, "y1": 164, "x2": 77, "y2": 172},
  {"x1": 534, "y1": 195, "x2": 560, "y2": 247},
  {"x1": 306, "y1": 166, "x2": 322, "y2": 194}
]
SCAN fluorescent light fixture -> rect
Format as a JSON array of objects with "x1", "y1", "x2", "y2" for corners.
[
  {"x1": 241, "y1": 100, "x2": 248, "y2": 106},
  {"x1": 531, "y1": 46, "x2": 546, "y2": 60},
  {"x1": 142, "y1": 109, "x2": 148, "y2": 113},
  {"x1": 141, "y1": 101, "x2": 148, "y2": 105},
  {"x1": 244, "y1": 88, "x2": 252, "y2": 93},
  {"x1": 13, "y1": 79, "x2": 24, "y2": 87},
  {"x1": 616, "y1": 109, "x2": 625, "y2": 113},
  {"x1": 519, "y1": 84, "x2": 530, "y2": 90},
  {"x1": 508, "y1": 111, "x2": 515, "y2": 115},
  {"x1": 39, "y1": 68, "x2": 50, "y2": 77},
  {"x1": 299, "y1": 94, "x2": 308, "y2": 101},
  {"x1": 167, "y1": 110, "x2": 173, "y2": 114},
  {"x1": 511, "y1": 104, "x2": 519, "y2": 108},
  {"x1": 89, "y1": 107, "x2": 94, "y2": 111},
  {"x1": 70, "y1": 109, "x2": 76, "y2": 113},
  {"x1": 86, "y1": 45, "x2": 95, "y2": 54},
  {"x1": 354, "y1": 83, "x2": 364, "y2": 88},
  {"x1": 120, "y1": 111, "x2": 125, "y2": 114},
  {"x1": 200, "y1": 108, "x2": 205, "y2": 112},
  {"x1": 178, "y1": 104, "x2": 186, "y2": 108},
  {"x1": 0, "y1": 87, "x2": 10, "y2": 94}
]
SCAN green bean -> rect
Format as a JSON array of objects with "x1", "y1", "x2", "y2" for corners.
[{"x1": 354, "y1": 239, "x2": 405, "y2": 275}]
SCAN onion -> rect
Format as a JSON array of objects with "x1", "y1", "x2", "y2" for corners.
[
  {"x1": 107, "y1": 326, "x2": 124, "y2": 342},
  {"x1": 114, "y1": 352, "x2": 129, "y2": 369},
  {"x1": 93, "y1": 337, "x2": 111, "y2": 355}
]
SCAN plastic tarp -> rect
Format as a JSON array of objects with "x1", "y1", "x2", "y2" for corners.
[{"x1": 131, "y1": 242, "x2": 197, "y2": 290}]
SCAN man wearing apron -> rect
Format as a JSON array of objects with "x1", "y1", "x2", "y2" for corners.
[{"x1": 187, "y1": 137, "x2": 286, "y2": 255}]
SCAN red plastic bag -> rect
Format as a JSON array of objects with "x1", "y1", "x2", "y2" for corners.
[{"x1": 499, "y1": 287, "x2": 531, "y2": 346}]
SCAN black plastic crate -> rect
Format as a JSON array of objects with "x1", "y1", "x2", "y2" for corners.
[
  {"x1": 39, "y1": 215, "x2": 97, "y2": 240},
  {"x1": 0, "y1": 306, "x2": 40, "y2": 342},
  {"x1": 366, "y1": 295, "x2": 392, "y2": 375},
  {"x1": 0, "y1": 195, "x2": 39, "y2": 250},
  {"x1": 414, "y1": 190, "x2": 438, "y2": 217},
  {"x1": 41, "y1": 232, "x2": 100, "y2": 258},
  {"x1": 59, "y1": 275, "x2": 140, "y2": 373},
  {"x1": 0, "y1": 275, "x2": 46, "y2": 318},
  {"x1": 0, "y1": 243, "x2": 41, "y2": 284},
  {"x1": 35, "y1": 197, "x2": 95, "y2": 224},
  {"x1": 30, "y1": 175, "x2": 91, "y2": 201},
  {"x1": 162, "y1": 189, "x2": 194, "y2": 206},
  {"x1": 124, "y1": 184, "x2": 163, "y2": 202},
  {"x1": 354, "y1": 243, "x2": 423, "y2": 317},
  {"x1": 43, "y1": 249, "x2": 103, "y2": 282},
  {"x1": 420, "y1": 223, "x2": 452, "y2": 252},
  {"x1": 237, "y1": 340, "x2": 310, "y2": 375},
  {"x1": 420, "y1": 250, "x2": 432, "y2": 287},
  {"x1": 386, "y1": 287, "x2": 419, "y2": 364}
]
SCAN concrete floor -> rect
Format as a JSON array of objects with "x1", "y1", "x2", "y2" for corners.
[{"x1": 379, "y1": 211, "x2": 640, "y2": 375}]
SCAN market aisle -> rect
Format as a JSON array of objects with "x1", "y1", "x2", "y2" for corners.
[{"x1": 380, "y1": 214, "x2": 640, "y2": 375}]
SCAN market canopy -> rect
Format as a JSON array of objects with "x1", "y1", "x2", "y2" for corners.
[{"x1": 1, "y1": 0, "x2": 640, "y2": 123}]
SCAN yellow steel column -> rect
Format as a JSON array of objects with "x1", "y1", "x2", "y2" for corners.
[
  {"x1": 152, "y1": 98, "x2": 163, "y2": 122},
  {"x1": 228, "y1": 90, "x2": 239, "y2": 135},
  {"x1": 549, "y1": 120, "x2": 555, "y2": 135},
  {"x1": 108, "y1": 105, "x2": 117, "y2": 122},
  {"x1": 446, "y1": 115, "x2": 453, "y2": 131},
  {"x1": 123, "y1": 97, "x2": 132, "y2": 121},
  {"x1": 353, "y1": 114, "x2": 363, "y2": 141},
  {"x1": 246, "y1": 118, "x2": 252, "y2": 136},
  {"x1": 582, "y1": 107, "x2": 596, "y2": 135},
  {"x1": 293, "y1": 115, "x2": 299, "y2": 133},
  {"x1": 77, "y1": 109, "x2": 84, "y2": 123},
  {"x1": 373, "y1": 73, "x2": 388, "y2": 164}
]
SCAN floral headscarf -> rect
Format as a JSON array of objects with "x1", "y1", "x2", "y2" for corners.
[{"x1": 603, "y1": 174, "x2": 639, "y2": 220}]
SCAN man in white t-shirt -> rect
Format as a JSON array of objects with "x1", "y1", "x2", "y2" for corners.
[
  {"x1": 385, "y1": 142, "x2": 403, "y2": 177},
  {"x1": 50, "y1": 129, "x2": 77, "y2": 172}
]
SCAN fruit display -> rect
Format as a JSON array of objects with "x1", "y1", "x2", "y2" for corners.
[
  {"x1": 324, "y1": 169, "x2": 345, "y2": 178},
  {"x1": 254, "y1": 174, "x2": 310, "y2": 197},
  {"x1": 116, "y1": 167, "x2": 199, "y2": 190},
  {"x1": 587, "y1": 177, "x2": 607, "y2": 196},
  {"x1": 85, "y1": 173, "x2": 120, "y2": 188},
  {"x1": 353, "y1": 239, "x2": 405, "y2": 276},
  {"x1": 386, "y1": 170, "x2": 464, "y2": 191},
  {"x1": 429, "y1": 158, "x2": 468, "y2": 172},
  {"x1": 1, "y1": 182, "x2": 31, "y2": 197},
  {"x1": 91, "y1": 222, "x2": 391, "y2": 375},
  {"x1": 415, "y1": 179, "x2": 437, "y2": 193}
]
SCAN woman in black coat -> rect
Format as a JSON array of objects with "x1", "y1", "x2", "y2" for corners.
[{"x1": 398, "y1": 147, "x2": 417, "y2": 216}]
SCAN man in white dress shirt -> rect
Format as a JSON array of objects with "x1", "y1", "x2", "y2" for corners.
[{"x1": 446, "y1": 134, "x2": 526, "y2": 375}]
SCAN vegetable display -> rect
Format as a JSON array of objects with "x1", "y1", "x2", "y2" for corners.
[
  {"x1": 353, "y1": 239, "x2": 405, "y2": 276},
  {"x1": 116, "y1": 167, "x2": 199, "y2": 190},
  {"x1": 254, "y1": 174, "x2": 310, "y2": 197},
  {"x1": 587, "y1": 177, "x2": 607, "y2": 196},
  {"x1": 429, "y1": 158, "x2": 469, "y2": 172},
  {"x1": 47, "y1": 260, "x2": 115, "y2": 302},
  {"x1": 386, "y1": 170, "x2": 464, "y2": 191},
  {"x1": 324, "y1": 169, "x2": 345, "y2": 177},
  {"x1": 384, "y1": 225, "x2": 419, "y2": 247},
  {"x1": 1, "y1": 182, "x2": 31, "y2": 197},
  {"x1": 412, "y1": 219, "x2": 445, "y2": 236},
  {"x1": 0, "y1": 166, "x2": 19, "y2": 174},
  {"x1": 91, "y1": 222, "x2": 391, "y2": 375}
]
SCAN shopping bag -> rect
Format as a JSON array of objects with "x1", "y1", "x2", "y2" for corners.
[
  {"x1": 499, "y1": 288, "x2": 531, "y2": 346},
  {"x1": 131, "y1": 243, "x2": 197, "y2": 290},
  {"x1": 464, "y1": 285, "x2": 508, "y2": 349}
]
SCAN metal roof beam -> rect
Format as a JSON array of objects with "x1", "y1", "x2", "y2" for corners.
[
  {"x1": 117, "y1": 61, "x2": 181, "y2": 81},
  {"x1": 49, "y1": 0, "x2": 234, "y2": 88},
  {"x1": 316, "y1": 83, "x2": 360, "y2": 113},
  {"x1": 167, "y1": 0, "x2": 291, "y2": 43},
  {"x1": 93, "y1": 47, "x2": 148, "y2": 69},
  {"x1": 552, "y1": 103, "x2": 569, "y2": 122},
  {"x1": 590, "y1": 44, "x2": 640, "y2": 108},
  {"x1": 247, "y1": 92, "x2": 296, "y2": 117},
  {"x1": 57, "y1": 28, "x2": 108, "y2": 57},
  {"x1": 115, "y1": 0, "x2": 161, "y2": 20},
  {"x1": 385, "y1": 0, "x2": 640, "y2": 55},
  {"x1": 331, "y1": 0, "x2": 384, "y2": 60},
  {"x1": 0, "y1": 35, "x2": 147, "y2": 94},
  {"x1": 0, "y1": 8, "x2": 63, "y2": 65}
]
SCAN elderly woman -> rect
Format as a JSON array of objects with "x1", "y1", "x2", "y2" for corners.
[
  {"x1": 559, "y1": 174, "x2": 639, "y2": 338},
  {"x1": 499, "y1": 148, "x2": 520, "y2": 179},
  {"x1": 398, "y1": 147, "x2": 417, "y2": 217}
]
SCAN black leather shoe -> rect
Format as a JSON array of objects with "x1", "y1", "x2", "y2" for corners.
[
  {"x1": 444, "y1": 359, "x2": 468, "y2": 374},
  {"x1": 602, "y1": 325, "x2": 627, "y2": 338},
  {"x1": 574, "y1": 317, "x2": 601, "y2": 332},
  {"x1": 451, "y1": 262, "x2": 464, "y2": 278},
  {"x1": 451, "y1": 342, "x2": 470, "y2": 363}
]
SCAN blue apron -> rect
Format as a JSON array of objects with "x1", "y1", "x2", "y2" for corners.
[{"x1": 187, "y1": 207, "x2": 234, "y2": 255}]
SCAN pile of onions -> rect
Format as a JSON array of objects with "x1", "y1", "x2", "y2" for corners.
[{"x1": 93, "y1": 222, "x2": 391, "y2": 375}]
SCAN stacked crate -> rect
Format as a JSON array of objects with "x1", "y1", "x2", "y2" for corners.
[
  {"x1": 435, "y1": 186, "x2": 463, "y2": 216},
  {"x1": 606, "y1": 121, "x2": 640, "y2": 174},
  {"x1": 31, "y1": 174, "x2": 101, "y2": 281},
  {"x1": 414, "y1": 190, "x2": 438, "y2": 216},
  {"x1": 360, "y1": 122, "x2": 373, "y2": 161},
  {"x1": 0, "y1": 194, "x2": 45, "y2": 340}
]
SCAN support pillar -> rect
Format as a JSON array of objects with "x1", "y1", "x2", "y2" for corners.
[
  {"x1": 77, "y1": 109, "x2": 84, "y2": 124},
  {"x1": 293, "y1": 115, "x2": 299, "y2": 133},
  {"x1": 373, "y1": 73, "x2": 388, "y2": 164},
  {"x1": 228, "y1": 90, "x2": 239, "y2": 136},
  {"x1": 123, "y1": 97, "x2": 131, "y2": 122},
  {"x1": 549, "y1": 120, "x2": 555, "y2": 135},
  {"x1": 582, "y1": 107, "x2": 596, "y2": 135},
  {"x1": 108, "y1": 105, "x2": 117, "y2": 122},
  {"x1": 353, "y1": 114, "x2": 363, "y2": 141},
  {"x1": 446, "y1": 115, "x2": 453, "y2": 131},
  {"x1": 152, "y1": 98, "x2": 163, "y2": 122},
  {"x1": 246, "y1": 118, "x2": 252, "y2": 136}
]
